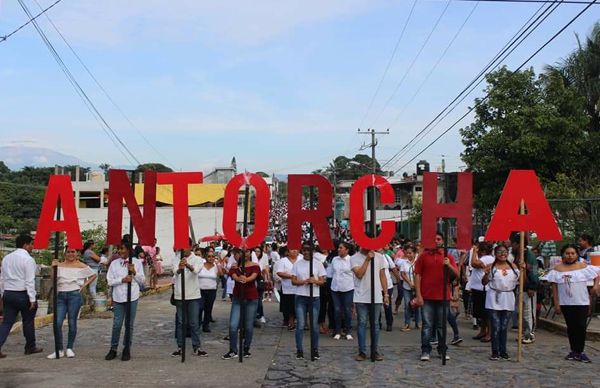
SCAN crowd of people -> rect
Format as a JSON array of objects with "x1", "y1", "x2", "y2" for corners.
[{"x1": 0, "y1": 231, "x2": 599, "y2": 365}]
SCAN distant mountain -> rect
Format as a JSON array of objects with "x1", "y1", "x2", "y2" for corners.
[{"x1": 0, "y1": 145, "x2": 96, "y2": 170}]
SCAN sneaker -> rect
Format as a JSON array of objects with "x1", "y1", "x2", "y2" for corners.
[
  {"x1": 450, "y1": 337, "x2": 463, "y2": 346},
  {"x1": 430, "y1": 340, "x2": 438, "y2": 346},
  {"x1": 489, "y1": 354, "x2": 500, "y2": 361},
  {"x1": 243, "y1": 349, "x2": 251, "y2": 358},
  {"x1": 372, "y1": 352, "x2": 384, "y2": 361},
  {"x1": 576, "y1": 353, "x2": 591, "y2": 363},
  {"x1": 437, "y1": 353, "x2": 450, "y2": 361},
  {"x1": 333, "y1": 334, "x2": 341, "y2": 340},
  {"x1": 221, "y1": 351, "x2": 237, "y2": 360},
  {"x1": 24, "y1": 347, "x2": 43, "y2": 355},
  {"x1": 121, "y1": 347, "x2": 131, "y2": 361},
  {"x1": 104, "y1": 349, "x2": 117, "y2": 361},
  {"x1": 202, "y1": 327, "x2": 211, "y2": 333},
  {"x1": 171, "y1": 349, "x2": 182, "y2": 357},
  {"x1": 345, "y1": 334, "x2": 353, "y2": 341},
  {"x1": 522, "y1": 337, "x2": 534, "y2": 344},
  {"x1": 401, "y1": 325, "x2": 411, "y2": 332},
  {"x1": 196, "y1": 350, "x2": 208, "y2": 357},
  {"x1": 500, "y1": 353, "x2": 511, "y2": 361},
  {"x1": 565, "y1": 351, "x2": 577, "y2": 360},
  {"x1": 296, "y1": 351, "x2": 304, "y2": 360},
  {"x1": 420, "y1": 353, "x2": 430, "y2": 361},
  {"x1": 47, "y1": 350, "x2": 65, "y2": 359},
  {"x1": 66, "y1": 349, "x2": 75, "y2": 358},
  {"x1": 355, "y1": 352, "x2": 367, "y2": 361},
  {"x1": 259, "y1": 316, "x2": 267, "y2": 324},
  {"x1": 386, "y1": 325, "x2": 392, "y2": 332},
  {"x1": 312, "y1": 351, "x2": 320, "y2": 360},
  {"x1": 223, "y1": 335, "x2": 230, "y2": 341}
]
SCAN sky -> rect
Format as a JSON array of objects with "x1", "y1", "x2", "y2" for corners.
[{"x1": 0, "y1": 0, "x2": 598, "y2": 177}]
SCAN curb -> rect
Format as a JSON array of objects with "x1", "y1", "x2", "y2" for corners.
[
  {"x1": 8, "y1": 283, "x2": 172, "y2": 335},
  {"x1": 539, "y1": 317, "x2": 600, "y2": 341}
]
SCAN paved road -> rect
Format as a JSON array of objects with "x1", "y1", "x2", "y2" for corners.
[{"x1": 1, "y1": 292, "x2": 599, "y2": 387}]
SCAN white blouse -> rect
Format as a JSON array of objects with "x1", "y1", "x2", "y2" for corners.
[
  {"x1": 542, "y1": 266, "x2": 600, "y2": 306},
  {"x1": 485, "y1": 266, "x2": 520, "y2": 311},
  {"x1": 57, "y1": 266, "x2": 96, "y2": 293},
  {"x1": 198, "y1": 265, "x2": 219, "y2": 290},
  {"x1": 331, "y1": 255, "x2": 354, "y2": 292}
]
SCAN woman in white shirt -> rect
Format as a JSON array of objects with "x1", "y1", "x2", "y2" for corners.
[
  {"x1": 400, "y1": 244, "x2": 419, "y2": 331},
  {"x1": 199, "y1": 249, "x2": 224, "y2": 333},
  {"x1": 468, "y1": 242, "x2": 496, "y2": 342},
  {"x1": 330, "y1": 242, "x2": 354, "y2": 340},
  {"x1": 482, "y1": 245, "x2": 519, "y2": 361},
  {"x1": 276, "y1": 249, "x2": 300, "y2": 331},
  {"x1": 47, "y1": 247, "x2": 96, "y2": 359},
  {"x1": 543, "y1": 244, "x2": 600, "y2": 363}
]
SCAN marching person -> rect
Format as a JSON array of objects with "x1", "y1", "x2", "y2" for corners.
[
  {"x1": 468, "y1": 242, "x2": 495, "y2": 343},
  {"x1": 222, "y1": 248, "x2": 261, "y2": 360},
  {"x1": 199, "y1": 249, "x2": 224, "y2": 333},
  {"x1": 415, "y1": 232, "x2": 459, "y2": 362},
  {"x1": 400, "y1": 244, "x2": 420, "y2": 331},
  {"x1": 292, "y1": 244, "x2": 326, "y2": 360},
  {"x1": 543, "y1": 244, "x2": 600, "y2": 362},
  {"x1": 82, "y1": 240, "x2": 101, "y2": 300},
  {"x1": 0, "y1": 234, "x2": 42, "y2": 358},
  {"x1": 276, "y1": 248, "x2": 299, "y2": 330},
  {"x1": 330, "y1": 242, "x2": 355, "y2": 340},
  {"x1": 105, "y1": 243, "x2": 145, "y2": 361},
  {"x1": 172, "y1": 249, "x2": 206, "y2": 357},
  {"x1": 510, "y1": 232, "x2": 539, "y2": 344},
  {"x1": 351, "y1": 247, "x2": 389, "y2": 362},
  {"x1": 48, "y1": 247, "x2": 97, "y2": 359}
]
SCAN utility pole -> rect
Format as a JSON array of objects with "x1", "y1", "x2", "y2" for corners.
[{"x1": 357, "y1": 127, "x2": 388, "y2": 362}]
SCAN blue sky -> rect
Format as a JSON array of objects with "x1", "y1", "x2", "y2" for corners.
[{"x1": 0, "y1": 0, "x2": 598, "y2": 176}]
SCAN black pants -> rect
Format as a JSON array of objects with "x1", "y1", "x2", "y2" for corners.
[
  {"x1": 200, "y1": 289, "x2": 217, "y2": 328},
  {"x1": 319, "y1": 283, "x2": 329, "y2": 324},
  {"x1": 0, "y1": 291, "x2": 37, "y2": 351},
  {"x1": 562, "y1": 305, "x2": 588, "y2": 353}
]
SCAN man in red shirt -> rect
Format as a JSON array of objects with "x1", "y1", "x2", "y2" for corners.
[{"x1": 415, "y1": 232, "x2": 459, "y2": 361}]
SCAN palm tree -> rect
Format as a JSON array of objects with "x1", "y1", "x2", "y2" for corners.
[{"x1": 544, "y1": 22, "x2": 600, "y2": 132}]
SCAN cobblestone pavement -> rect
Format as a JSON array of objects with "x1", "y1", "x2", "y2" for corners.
[{"x1": 1, "y1": 291, "x2": 599, "y2": 387}]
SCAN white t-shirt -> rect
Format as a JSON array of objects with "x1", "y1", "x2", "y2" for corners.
[
  {"x1": 383, "y1": 254, "x2": 394, "y2": 290},
  {"x1": 400, "y1": 260, "x2": 416, "y2": 291},
  {"x1": 313, "y1": 252, "x2": 327, "y2": 264},
  {"x1": 198, "y1": 264, "x2": 219, "y2": 290},
  {"x1": 276, "y1": 257, "x2": 297, "y2": 295},
  {"x1": 331, "y1": 255, "x2": 354, "y2": 292},
  {"x1": 351, "y1": 252, "x2": 386, "y2": 304},
  {"x1": 467, "y1": 255, "x2": 495, "y2": 291},
  {"x1": 57, "y1": 266, "x2": 96, "y2": 292},
  {"x1": 543, "y1": 266, "x2": 600, "y2": 305},
  {"x1": 292, "y1": 259, "x2": 326, "y2": 297},
  {"x1": 485, "y1": 265, "x2": 519, "y2": 310},
  {"x1": 172, "y1": 255, "x2": 203, "y2": 300}
]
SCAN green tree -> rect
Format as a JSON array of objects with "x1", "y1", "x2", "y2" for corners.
[{"x1": 136, "y1": 163, "x2": 173, "y2": 173}]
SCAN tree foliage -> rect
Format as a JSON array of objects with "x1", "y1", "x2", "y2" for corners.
[
  {"x1": 136, "y1": 163, "x2": 173, "y2": 173},
  {"x1": 315, "y1": 154, "x2": 384, "y2": 181}
]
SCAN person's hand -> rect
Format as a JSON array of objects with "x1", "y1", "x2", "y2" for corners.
[
  {"x1": 238, "y1": 275, "x2": 247, "y2": 283},
  {"x1": 122, "y1": 275, "x2": 132, "y2": 283},
  {"x1": 29, "y1": 301, "x2": 37, "y2": 311},
  {"x1": 472, "y1": 245, "x2": 478, "y2": 254},
  {"x1": 383, "y1": 293, "x2": 390, "y2": 306},
  {"x1": 128, "y1": 264, "x2": 136, "y2": 275},
  {"x1": 444, "y1": 257, "x2": 451, "y2": 266},
  {"x1": 527, "y1": 289, "x2": 535, "y2": 297},
  {"x1": 366, "y1": 251, "x2": 375, "y2": 261},
  {"x1": 554, "y1": 305, "x2": 561, "y2": 315},
  {"x1": 593, "y1": 285, "x2": 600, "y2": 297},
  {"x1": 51, "y1": 259, "x2": 59, "y2": 267},
  {"x1": 415, "y1": 295, "x2": 424, "y2": 307}
]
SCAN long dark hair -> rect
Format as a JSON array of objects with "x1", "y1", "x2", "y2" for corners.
[{"x1": 82, "y1": 240, "x2": 94, "y2": 253}]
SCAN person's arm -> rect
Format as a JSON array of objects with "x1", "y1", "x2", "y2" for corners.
[
  {"x1": 134, "y1": 259, "x2": 145, "y2": 284},
  {"x1": 470, "y1": 246, "x2": 485, "y2": 269},
  {"x1": 81, "y1": 269, "x2": 98, "y2": 291},
  {"x1": 445, "y1": 256, "x2": 459, "y2": 278},
  {"x1": 88, "y1": 250, "x2": 101, "y2": 264},
  {"x1": 352, "y1": 253, "x2": 373, "y2": 279},
  {"x1": 552, "y1": 283, "x2": 561, "y2": 315},
  {"x1": 400, "y1": 270, "x2": 412, "y2": 286},
  {"x1": 107, "y1": 262, "x2": 127, "y2": 286},
  {"x1": 415, "y1": 273, "x2": 423, "y2": 306},
  {"x1": 379, "y1": 268, "x2": 389, "y2": 305},
  {"x1": 25, "y1": 257, "x2": 37, "y2": 306},
  {"x1": 245, "y1": 266, "x2": 259, "y2": 282}
]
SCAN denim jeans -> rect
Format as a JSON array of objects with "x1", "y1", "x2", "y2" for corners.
[
  {"x1": 356, "y1": 303, "x2": 382, "y2": 355},
  {"x1": 111, "y1": 300, "x2": 138, "y2": 349},
  {"x1": 56, "y1": 290, "x2": 83, "y2": 350},
  {"x1": 200, "y1": 289, "x2": 217, "y2": 328},
  {"x1": 295, "y1": 295, "x2": 320, "y2": 353},
  {"x1": 402, "y1": 288, "x2": 421, "y2": 326},
  {"x1": 489, "y1": 309, "x2": 512, "y2": 355},
  {"x1": 229, "y1": 298, "x2": 259, "y2": 353},
  {"x1": 220, "y1": 276, "x2": 228, "y2": 299},
  {"x1": 0, "y1": 291, "x2": 37, "y2": 351},
  {"x1": 331, "y1": 290, "x2": 353, "y2": 335},
  {"x1": 421, "y1": 300, "x2": 448, "y2": 355},
  {"x1": 176, "y1": 298, "x2": 203, "y2": 350},
  {"x1": 88, "y1": 268, "x2": 98, "y2": 299}
]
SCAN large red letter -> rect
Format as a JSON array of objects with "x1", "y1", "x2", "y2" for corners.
[
  {"x1": 287, "y1": 174, "x2": 333, "y2": 250},
  {"x1": 157, "y1": 172, "x2": 203, "y2": 250},
  {"x1": 34, "y1": 175, "x2": 82, "y2": 249},
  {"x1": 485, "y1": 170, "x2": 562, "y2": 241},
  {"x1": 107, "y1": 170, "x2": 157, "y2": 246},
  {"x1": 421, "y1": 172, "x2": 473, "y2": 249},
  {"x1": 349, "y1": 174, "x2": 395, "y2": 250},
  {"x1": 222, "y1": 173, "x2": 270, "y2": 248}
]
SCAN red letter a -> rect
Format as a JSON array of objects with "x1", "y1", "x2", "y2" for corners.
[
  {"x1": 34, "y1": 175, "x2": 82, "y2": 249},
  {"x1": 485, "y1": 170, "x2": 562, "y2": 241}
]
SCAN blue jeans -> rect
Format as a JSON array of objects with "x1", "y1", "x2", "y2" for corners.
[
  {"x1": 0, "y1": 291, "x2": 37, "y2": 351},
  {"x1": 295, "y1": 295, "x2": 320, "y2": 353},
  {"x1": 88, "y1": 268, "x2": 98, "y2": 299},
  {"x1": 228, "y1": 298, "x2": 259, "y2": 353},
  {"x1": 56, "y1": 290, "x2": 83, "y2": 350},
  {"x1": 421, "y1": 300, "x2": 448, "y2": 355},
  {"x1": 402, "y1": 288, "x2": 421, "y2": 326},
  {"x1": 489, "y1": 309, "x2": 512, "y2": 355},
  {"x1": 111, "y1": 300, "x2": 138, "y2": 349},
  {"x1": 175, "y1": 298, "x2": 203, "y2": 350},
  {"x1": 447, "y1": 307, "x2": 459, "y2": 337},
  {"x1": 356, "y1": 303, "x2": 382, "y2": 355},
  {"x1": 331, "y1": 290, "x2": 353, "y2": 335}
]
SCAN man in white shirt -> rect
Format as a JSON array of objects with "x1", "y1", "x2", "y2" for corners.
[
  {"x1": 172, "y1": 249, "x2": 205, "y2": 357},
  {"x1": 0, "y1": 234, "x2": 42, "y2": 358},
  {"x1": 291, "y1": 244, "x2": 326, "y2": 360},
  {"x1": 351, "y1": 248, "x2": 389, "y2": 362}
]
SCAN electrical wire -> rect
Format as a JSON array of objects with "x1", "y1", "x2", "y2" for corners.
[{"x1": 0, "y1": 0, "x2": 62, "y2": 43}]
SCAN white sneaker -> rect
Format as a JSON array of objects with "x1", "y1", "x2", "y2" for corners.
[
  {"x1": 47, "y1": 350, "x2": 65, "y2": 359},
  {"x1": 333, "y1": 334, "x2": 341, "y2": 340},
  {"x1": 259, "y1": 316, "x2": 267, "y2": 324},
  {"x1": 66, "y1": 349, "x2": 75, "y2": 358},
  {"x1": 345, "y1": 334, "x2": 353, "y2": 341}
]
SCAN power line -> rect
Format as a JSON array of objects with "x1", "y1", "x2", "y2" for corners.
[
  {"x1": 370, "y1": 0, "x2": 452, "y2": 127},
  {"x1": 16, "y1": 0, "x2": 141, "y2": 166},
  {"x1": 451, "y1": 0, "x2": 597, "y2": 3},
  {"x1": 0, "y1": 0, "x2": 63, "y2": 43},
  {"x1": 357, "y1": 0, "x2": 418, "y2": 130},
  {"x1": 382, "y1": 0, "x2": 557, "y2": 170},
  {"x1": 393, "y1": 0, "x2": 597, "y2": 174},
  {"x1": 31, "y1": 0, "x2": 177, "y2": 170}
]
